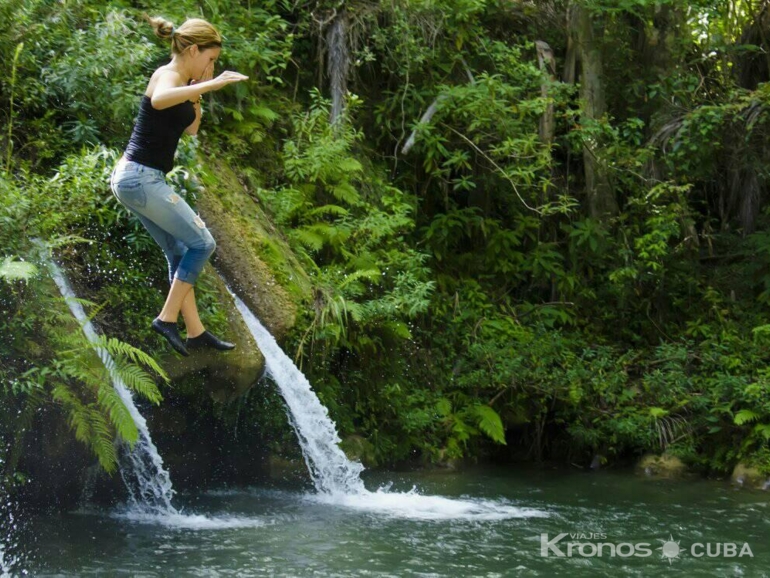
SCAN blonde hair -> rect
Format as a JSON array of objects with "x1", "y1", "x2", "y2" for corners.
[{"x1": 141, "y1": 13, "x2": 222, "y2": 55}]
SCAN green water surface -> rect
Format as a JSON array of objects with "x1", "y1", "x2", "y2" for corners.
[{"x1": 21, "y1": 464, "x2": 770, "y2": 577}]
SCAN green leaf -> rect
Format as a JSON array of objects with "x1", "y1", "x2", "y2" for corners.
[
  {"x1": 734, "y1": 409, "x2": 760, "y2": 426},
  {"x1": 436, "y1": 398, "x2": 452, "y2": 417},
  {"x1": 649, "y1": 407, "x2": 669, "y2": 418},
  {"x1": 0, "y1": 257, "x2": 38, "y2": 282},
  {"x1": 474, "y1": 405, "x2": 507, "y2": 445}
]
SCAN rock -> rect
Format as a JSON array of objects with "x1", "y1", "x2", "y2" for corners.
[
  {"x1": 196, "y1": 154, "x2": 311, "y2": 340},
  {"x1": 731, "y1": 463, "x2": 768, "y2": 489},
  {"x1": 161, "y1": 264, "x2": 265, "y2": 402},
  {"x1": 340, "y1": 434, "x2": 377, "y2": 467},
  {"x1": 267, "y1": 455, "x2": 308, "y2": 482},
  {"x1": 636, "y1": 453, "x2": 688, "y2": 479}
]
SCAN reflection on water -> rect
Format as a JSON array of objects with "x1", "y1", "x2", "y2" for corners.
[{"x1": 21, "y1": 464, "x2": 770, "y2": 577}]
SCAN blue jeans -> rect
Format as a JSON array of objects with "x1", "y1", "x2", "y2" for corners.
[{"x1": 109, "y1": 157, "x2": 216, "y2": 286}]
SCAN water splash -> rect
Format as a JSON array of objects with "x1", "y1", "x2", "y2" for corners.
[
  {"x1": 45, "y1": 257, "x2": 177, "y2": 516},
  {"x1": 109, "y1": 508, "x2": 270, "y2": 530},
  {"x1": 226, "y1": 286, "x2": 366, "y2": 495},
  {"x1": 305, "y1": 488, "x2": 549, "y2": 521}
]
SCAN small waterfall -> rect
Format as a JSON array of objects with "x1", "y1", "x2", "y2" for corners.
[
  {"x1": 226, "y1": 285, "x2": 366, "y2": 495},
  {"x1": 45, "y1": 257, "x2": 177, "y2": 515},
  {"x1": 225, "y1": 282, "x2": 549, "y2": 521}
]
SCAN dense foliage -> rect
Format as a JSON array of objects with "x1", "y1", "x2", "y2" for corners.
[{"x1": 4, "y1": 0, "x2": 770, "y2": 489}]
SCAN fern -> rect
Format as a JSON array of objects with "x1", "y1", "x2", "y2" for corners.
[
  {"x1": 98, "y1": 336, "x2": 169, "y2": 385},
  {"x1": 473, "y1": 404, "x2": 507, "y2": 445},
  {"x1": 40, "y1": 293, "x2": 168, "y2": 473},
  {"x1": 87, "y1": 408, "x2": 119, "y2": 473},
  {"x1": 0, "y1": 257, "x2": 37, "y2": 282},
  {"x1": 96, "y1": 384, "x2": 139, "y2": 445},
  {"x1": 735, "y1": 409, "x2": 760, "y2": 425},
  {"x1": 110, "y1": 364, "x2": 163, "y2": 405}
]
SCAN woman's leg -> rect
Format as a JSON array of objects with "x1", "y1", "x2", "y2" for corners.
[
  {"x1": 133, "y1": 213, "x2": 205, "y2": 335},
  {"x1": 113, "y1": 166, "x2": 231, "y2": 350},
  {"x1": 179, "y1": 287, "x2": 205, "y2": 338},
  {"x1": 123, "y1": 186, "x2": 215, "y2": 322}
]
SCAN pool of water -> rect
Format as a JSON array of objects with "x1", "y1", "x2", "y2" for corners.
[{"x1": 17, "y1": 464, "x2": 770, "y2": 576}]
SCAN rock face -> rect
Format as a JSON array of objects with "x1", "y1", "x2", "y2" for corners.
[
  {"x1": 18, "y1": 153, "x2": 315, "y2": 510},
  {"x1": 195, "y1": 154, "x2": 311, "y2": 340}
]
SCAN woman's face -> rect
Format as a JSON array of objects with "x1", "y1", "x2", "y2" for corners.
[{"x1": 189, "y1": 45, "x2": 221, "y2": 81}]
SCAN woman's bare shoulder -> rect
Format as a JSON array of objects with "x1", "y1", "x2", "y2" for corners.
[{"x1": 144, "y1": 66, "x2": 185, "y2": 98}]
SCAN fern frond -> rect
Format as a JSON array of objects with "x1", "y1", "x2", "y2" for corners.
[
  {"x1": 52, "y1": 383, "x2": 93, "y2": 444},
  {"x1": 96, "y1": 383, "x2": 139, "y2": 445},
  {"x1": 473, "y1": 404, "x2": 507, "y2": 445},
  {"x1": 111, "y1": 364, "x2": 163, "y2": 405},
  {"x1": 0, "y1": 257, "x2": 38, "y2": 282},
  {"x1": 331, "y1": 182, "x2": 361, "y2": 205},
  {"x1": 98, "y1": 336, "x2": 170, "y2": 383},
  {"x1": 87, "y1": 407, "x2": 118, "y2": 474},
  {"x1": 307, "y1": 204, "x2": 349, "y2": 218},
  {"x1": 339, "y1": 268, "x2": 381, "y2": 289},
  {"x1": 293, "y1": 228, "x2": 325, "y2": 251}
]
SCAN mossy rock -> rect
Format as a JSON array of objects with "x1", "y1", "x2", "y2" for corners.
[
  {"x1": 340, "y1": 434, "x2": 377, "y2": 468},
  {"x1": 161, "y1": 263, "x2": 265, "y2": 403},
  {"x1": 267, "y1": 455, "x2": 308, "y2": 482},
  {"x1": 195, "y1": 153, "x2": 311, "y2": 340},
  {"x1": 731, "y1": 463, "x2": 769, "y2": 490},
  {"x1": 636, "y1": 453, "x2": 689, "y2": 479}
]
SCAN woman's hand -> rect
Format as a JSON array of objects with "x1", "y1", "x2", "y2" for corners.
[
  {"x1": 209, "y1": 70, "x2": 249, "y2": 90},
  {"x1": 199, "y1": 61, "x2": 215, "y2": 83}
]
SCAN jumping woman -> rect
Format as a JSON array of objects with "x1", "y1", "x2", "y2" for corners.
[{"x1": 110, "y1": 14, "x2": 248, "y2": 357}]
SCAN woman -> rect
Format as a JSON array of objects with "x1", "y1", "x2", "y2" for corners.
[{"x1": 110, "y1": 14, "x2": 248, "y2": 357}]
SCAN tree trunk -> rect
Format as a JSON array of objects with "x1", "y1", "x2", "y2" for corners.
[
  {"x1": 327, "y1": 12, "x2": 349, "y2": 125},
  {"x1": 536, "y1": 40, "x2": 556, "y2": 145},
  {"x1": 570, "y1": 3, "x2": 618, "y2": 219}
]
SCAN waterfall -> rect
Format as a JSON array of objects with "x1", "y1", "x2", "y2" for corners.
[
  {"x1": 226, "y1": 285, "x2": 366, "y2": 496},
  {"x1": 224, "y1": 281, "x2": 550, "y2": 521},
  {"x1": 0, "y1": 524, "x2": 9, "y2": 578},
  {"x1": 45, "y1": 257, "x2": 177, "y2": 515}
]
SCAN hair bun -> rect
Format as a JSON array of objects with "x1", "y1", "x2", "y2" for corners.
[{"x1": 141, "y1": 12, "x2": 176, "y2": 41}]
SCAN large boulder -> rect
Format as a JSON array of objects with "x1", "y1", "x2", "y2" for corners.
[
  {"x1": 195, "y1": 154, "x2": 311, "y2": 340},
  {"x1": 161, "y1": 263, "x2": 265, "y2": 403}
]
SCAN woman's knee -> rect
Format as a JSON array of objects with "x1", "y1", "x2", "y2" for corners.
[{"x1": 201, "y1": 231, "x2": 217, "y2": 256}]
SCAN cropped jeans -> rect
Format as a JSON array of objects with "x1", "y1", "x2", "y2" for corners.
[{"x1": 109, "y1": 157, "x2": 215, "y2": 286}]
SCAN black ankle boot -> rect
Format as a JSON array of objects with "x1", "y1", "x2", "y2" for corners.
[
  {"x1": 186, "y1": 330, "x2": 235, "y2": 351},
  {"x1": 151, "y1": 318, "x2": 189, "y2": 357}
]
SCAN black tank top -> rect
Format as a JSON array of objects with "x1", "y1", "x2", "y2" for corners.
[{"x1": 123, "y1": 95, "x2": 195, "y2": 174}]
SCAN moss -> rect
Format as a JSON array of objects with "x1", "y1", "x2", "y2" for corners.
[
  {"x1": 731, "y1": 463, "x2": 769, "y2": 490},
  {"x1": 195, "y1": 153, "x2": 311, "y2": 339},
  {"x1": 636, "y1": 453, "x2": 689, "y2": 479}
]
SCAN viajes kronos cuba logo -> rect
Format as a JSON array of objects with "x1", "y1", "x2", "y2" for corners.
[{"x1": 540, "y1": 532, "x2": 754, "y2": 563}]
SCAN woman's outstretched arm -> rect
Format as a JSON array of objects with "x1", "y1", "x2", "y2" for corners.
[{"x1": 151, "y1": 68, "x2": 248, "y2": 110}]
